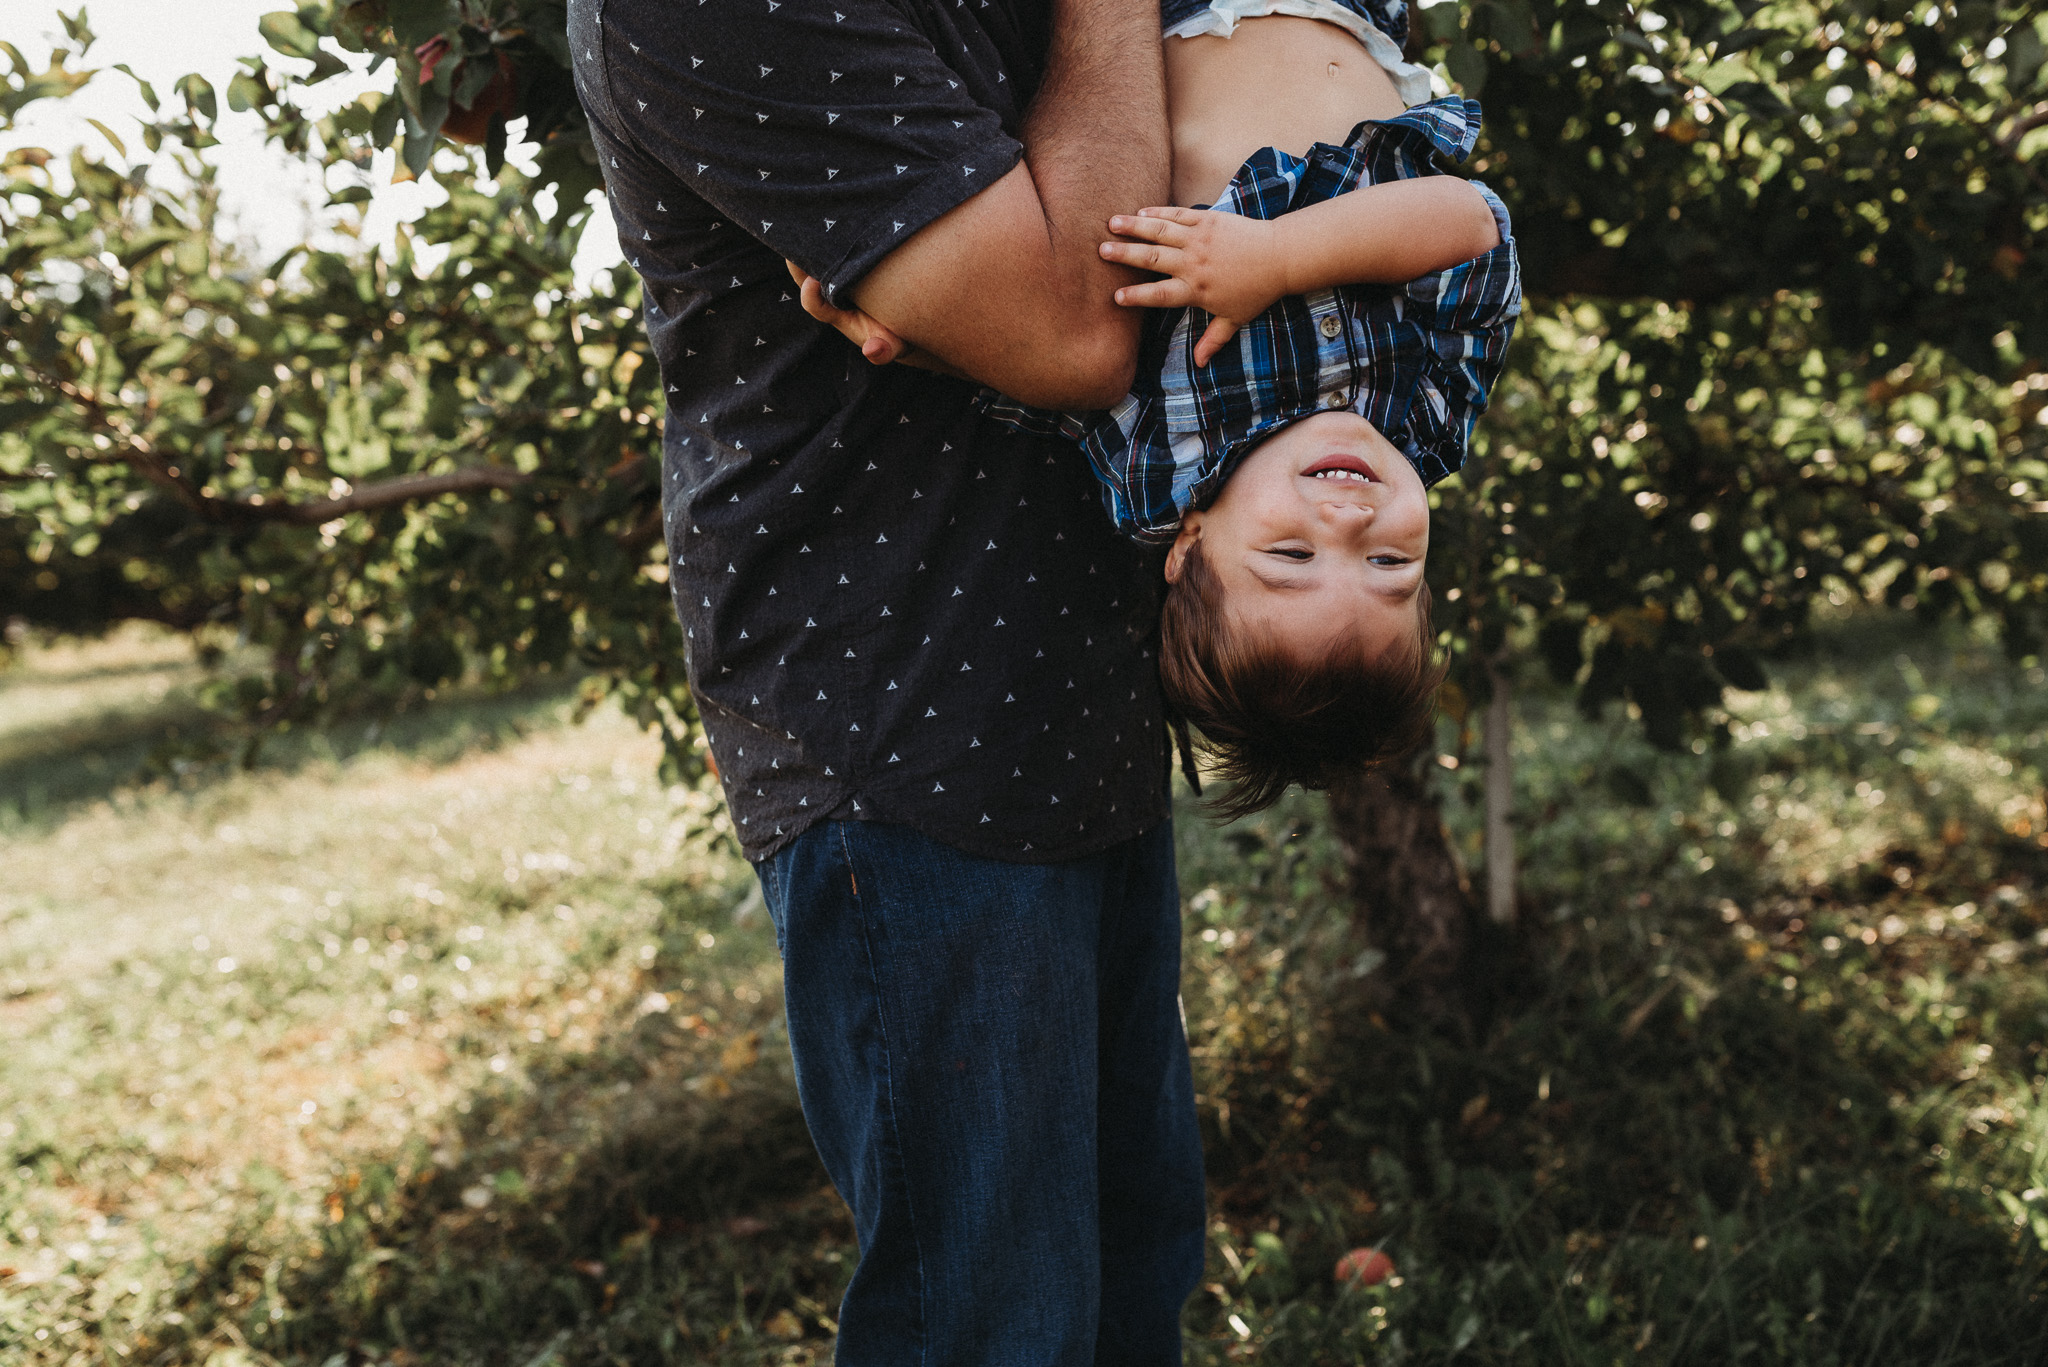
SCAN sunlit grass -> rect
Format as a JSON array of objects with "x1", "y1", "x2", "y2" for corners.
[
  {"x1": 4, "y1": 615, "x2": 2047, "y2": 1363},
  {"x1": 0, "y1": 629, "x2": 825, "y2": 1363},
  {"x1": 1169, "y1": 615, "x2": 2048, "y2": 1361}
]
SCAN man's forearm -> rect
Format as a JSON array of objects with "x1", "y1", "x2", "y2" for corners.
[
  {"x1": 839, "y1": 0, "x2": 1169, "y2": 410},
  {"x1": 1021, "y1": 0, "x2": 1172, "y2": 385}
]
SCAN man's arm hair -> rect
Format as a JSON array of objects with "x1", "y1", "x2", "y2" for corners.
[{"x1": 845, "y1": 0, "x2": 1169, "y2": 410}]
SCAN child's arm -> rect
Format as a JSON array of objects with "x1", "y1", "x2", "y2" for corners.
[{"x1": 1100, "y1": 178, "x2": 1502, "y2": 365}]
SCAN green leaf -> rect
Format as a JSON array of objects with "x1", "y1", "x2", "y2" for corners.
[
  {"x1": 176, "y1": 73, "x2": 216, "y2": 123},
  {"x1": 113, "y1": 64, "x2": 158, "y2": 113},
  {"x1": 1713, "y1": 26, "x2": 1775, "y2": 56},
  {"x1": 370, "y1": 89, "x2": 402, "y2": 148},
  {"x1": 1606, "y1": 766, "x2": 1655, "y2": 807},
  {"x1": 1719, "y1": 80, "x2": 1791, "y2": 117},
  {"x1": 259, "y1": 11, "x2": 323, "y2": 61},
  {"x1": 227, "y1": 70, "x2": 270, "y2": 114},
  {"x1": 1445, "y1": 42, "x2": 1488, "y2": 99},
  {"x1": 1450, "y1": 1308, "x2": 1482, "y2": 1353},
  {"x1": 2008, "y1": 23, "x2": 2045, "y2": 95},
  {"x1": 1713, "y1": 647, "x2": 1768, "y2": 692},
  {"x1": 1538, "y1": 617, "x2": 1584, "y2": 685},
  {"x1": 84, "y1": 116, "x2": 125, "y2": 158},
  {"x1": 454, "y1": 54, "x2": 499, "y2": 109},
  {"x1": 327, "y1": 184, "x2": 374, "y2": 206},
  {"x1": 402, "y1": 123, "x2": 438, "y2": 179},
  {"x1": 385, "y1": 0, "x2": 462, "y2": 47},
  {"x1": 58, "y1": 8, "x2": 95, "y2": 53}
]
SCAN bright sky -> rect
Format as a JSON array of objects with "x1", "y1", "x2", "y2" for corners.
[{"x1": 4, "y1": 0, "x2": 625, "y2": 282}]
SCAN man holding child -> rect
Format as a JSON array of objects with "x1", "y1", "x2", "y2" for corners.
[
  {"x1": 569, "y1": 0, "x2": 1207, "y2": 1359},
  {"x1": 569, "y1": 0, "x2": 1517, "y2": 1356}
]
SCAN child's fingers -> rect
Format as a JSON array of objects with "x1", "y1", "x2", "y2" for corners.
[
  {"x1": 1112, "y1": 278, "x2": 1193, "y2": 309},
  {"x1": 1192, "y1": 315, "x2": 1242, "y2": 367},
  {"x1": 1123, "y1": 206, "x2": 1204, "y2": 227},
  {"x1": 1100, "y1": 239, "x2": 1186, "y2": 274},
  {"x1": 1105, "y1": 212, "x2": 1193, "y2": 247}
]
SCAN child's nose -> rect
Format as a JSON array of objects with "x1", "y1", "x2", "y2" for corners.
[{"x1": 1319, "y1": 500, "x2": 1375, "y2": 540}]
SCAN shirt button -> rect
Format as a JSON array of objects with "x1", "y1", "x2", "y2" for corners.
[
  {"x1": 1318, "y1": 314, "x2": 1342, "y2": 340},
  {"x1": 1322, "y1": 390, "x2": 1347, "y2": 409}
]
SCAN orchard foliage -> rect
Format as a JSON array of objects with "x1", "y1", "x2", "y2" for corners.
[
  {"x1": 1, "y1": 0, "x2": 2044, "y2": 769},
  {"x1": 0, "y1": 14, "x2": 692, "y2": 769},
  {"x1": 1414, "y1": 0, "x2": 2048, "y2": 745}
]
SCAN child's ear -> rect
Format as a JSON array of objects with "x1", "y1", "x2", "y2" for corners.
[{"x1": 1164, "y1": 517, "x2": 1202, "y2": 584}]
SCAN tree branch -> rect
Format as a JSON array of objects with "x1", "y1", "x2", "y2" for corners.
[
  {"x1": 1999, "y1": 103, "x2": 2048, "y2": 153},
  {"x1": 40, "y1": 365, "x2": 534, "y2": 524},
  {"x1": 275, "y1": 467, "x2": 532, "y2": 524}
]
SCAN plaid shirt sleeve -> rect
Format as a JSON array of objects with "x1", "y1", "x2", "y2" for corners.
[{"x1": 985, "y1": 96, "x2": 1521, "y2": 542}]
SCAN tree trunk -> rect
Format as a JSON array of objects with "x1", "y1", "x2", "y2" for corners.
[
  {"x1": 1324, "y1": 750, "x2": 1478, "y2": 1025},
  {"x1": 1483, "y1": 665, "x2": 1517, "y2": 928}
]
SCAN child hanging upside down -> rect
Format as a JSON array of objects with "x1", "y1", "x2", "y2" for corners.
[{"x1": 795, "y1": 0, "x2": 1522, "y2": 814}]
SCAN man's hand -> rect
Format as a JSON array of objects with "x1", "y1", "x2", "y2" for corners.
[
  {"x1": 1099, "y1": 207, "x2": 1287, "y2": 367},
  {"x1": 788, "y1": 260, "x2": 911, "y2": 364},
  {"x1": 788, "y1": 261, "x2": 973, "y2": 381}
]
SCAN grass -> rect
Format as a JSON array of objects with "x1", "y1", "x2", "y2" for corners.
[{"x1": 3, "y1": 616, "x2": 2047, "y2": 1363}]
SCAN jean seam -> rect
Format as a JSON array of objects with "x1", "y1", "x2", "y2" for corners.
[{"x1": 838, "y1": 824, "x2": 929, "y2": 1365}]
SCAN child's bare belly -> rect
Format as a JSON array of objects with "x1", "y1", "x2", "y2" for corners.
[{"x1": 1165, "y1": 16, "x2": 1408, "y2": 206}]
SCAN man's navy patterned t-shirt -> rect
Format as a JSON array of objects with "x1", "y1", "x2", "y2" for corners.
[{"x1": 568, "y1": 0, "x2": 1171, "y2": 863}]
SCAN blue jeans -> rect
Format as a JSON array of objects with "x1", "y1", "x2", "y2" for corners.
[{"x1": 758, "y1": 819, "x2": 1206, "y2": 1366}]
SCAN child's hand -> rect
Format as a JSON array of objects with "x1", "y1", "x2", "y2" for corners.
[
  {"x1": 787, "y1": 260, "x2": 911, "y2": 364},
  {"x1": 1100, "y1": 208, "x2": 1288, "y2": 366}
]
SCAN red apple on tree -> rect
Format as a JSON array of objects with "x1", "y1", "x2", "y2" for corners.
[{"x1": 415, "y1": 38, "x2": 518, "y2": 147}]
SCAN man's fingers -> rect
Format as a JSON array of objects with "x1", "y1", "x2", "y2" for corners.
[
  {"x1": 1192, "y1": 315, "x2": 1242, "y2": 367},
  {"x1": 861, "y1": 321, "x2": 911, "y2": 365},
  {"x1": 1099, "y1": 240, "x2": 1185, "y2": 274},
  {"x1": 796, "y1": 274, "x2": 839, "y2": 325},
  {"x1": 1112, "y1": 278, "x2": 1193, "y2": 309}
]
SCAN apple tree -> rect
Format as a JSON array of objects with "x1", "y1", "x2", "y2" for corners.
[{"x1": 4, "y1": 3, "x2": 2044, "y2": 1009}]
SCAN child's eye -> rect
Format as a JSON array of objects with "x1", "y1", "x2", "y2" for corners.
[
  {"x1": 1370, "y1": 555, "x2": 1411, "y2": 567},
  {"x1": 1266, "y1": 548, "x2": 1313, "y2": 561}
]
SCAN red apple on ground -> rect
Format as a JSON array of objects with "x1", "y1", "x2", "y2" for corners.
[{"x1": 1334, "y1": 1247, "x2": 1394, "y2": 1287}]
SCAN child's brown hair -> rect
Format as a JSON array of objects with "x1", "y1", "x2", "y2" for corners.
[{"x1": 1159, "y1": 539, "x2": 1444, "y2": 819}]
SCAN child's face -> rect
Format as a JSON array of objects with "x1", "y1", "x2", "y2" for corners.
[{"x1": 1165, "y1": 411, "x2": 1429, "y2": 664}]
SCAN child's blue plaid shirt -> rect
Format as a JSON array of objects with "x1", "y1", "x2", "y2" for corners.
[{"x1": 983, "y1": 96, "x2": 1522, "y2": 544}]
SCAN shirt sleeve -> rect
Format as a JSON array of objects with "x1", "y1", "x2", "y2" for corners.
[
  {"x1": 1400, "y1": 180, "x2": 1522, "y2": 437},
  {"x1": 589, "y1": 0, "x2": 1026, "y2": 306}
]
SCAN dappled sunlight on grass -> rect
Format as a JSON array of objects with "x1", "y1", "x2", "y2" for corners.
[
  {"x1": 1, "y1": 629, "x2": 840, "y2": 1363},
  {"x1": 1165, "y1": 616, "x2": 2048, "y2": 1361},
  {"x1": 4, "y1": 616, "x2": 2048, "y2": 1362}
]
